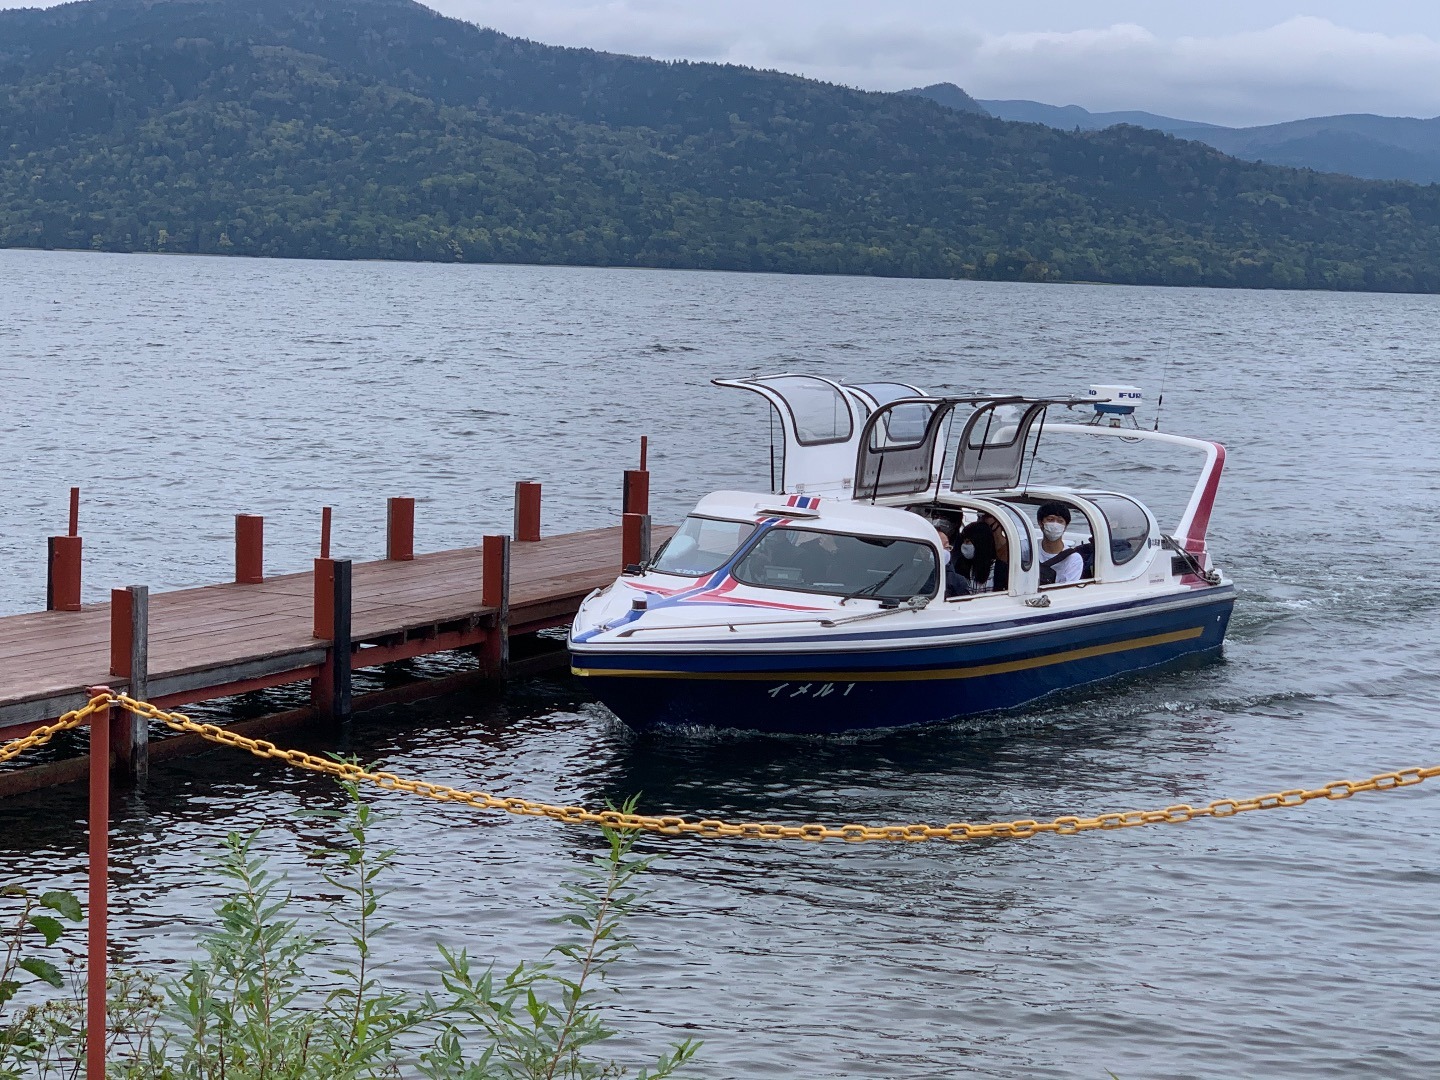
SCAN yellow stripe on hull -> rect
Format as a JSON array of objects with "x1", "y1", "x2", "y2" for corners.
[{"x1": 572, "y1": 626, "x2": 1205, "y2": 683}]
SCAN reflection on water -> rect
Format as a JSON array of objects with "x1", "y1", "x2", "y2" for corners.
[{"x1": 2, "y1": 250, "x2": 1439, "y2": 1077}]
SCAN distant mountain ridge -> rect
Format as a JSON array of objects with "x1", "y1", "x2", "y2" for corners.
[
  {"x1": 898, "y1": 83, "x2": 988, "y2": 116},
  {"x1": 3, "y1": 1, "x2": 1440, "y2": 291},
  {"x1": 1201, "y1": 114, "x2": 1440, "y2": 185},
  {"x1": 977, "y1": 98, "x2": 1225, "y2": 135},
  {"x1": 908, "y1": 85, "x2": 1440, "y2": 185}
]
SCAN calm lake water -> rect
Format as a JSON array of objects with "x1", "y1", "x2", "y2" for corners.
[{"x1": 2, "y1": 249, "x2": 1439, "y2": 1078}]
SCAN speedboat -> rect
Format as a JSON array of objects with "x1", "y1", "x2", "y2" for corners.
[{"x1": 569, "y1": 375, "x2": 1233, "y2": 733}]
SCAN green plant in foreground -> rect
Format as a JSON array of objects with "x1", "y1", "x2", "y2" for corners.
[
  {"x1": 14, "y1": 966, "x2": 169, "y2": 1080},
  {"x1": 3, "y1": 784, "x2": 698, "y2": 1079},
  {"x1": 418, "y1": 808, "x2": 699, "y2": 1080},
  {"x1": 0, "y1": 884, "x2": 83, "y2": 1079}
]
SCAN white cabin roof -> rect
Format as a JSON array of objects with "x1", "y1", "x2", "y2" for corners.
[{"x1": 690, "y1": 490, "x2": 940, "y2": 543}]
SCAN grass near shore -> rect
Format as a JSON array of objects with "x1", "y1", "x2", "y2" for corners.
[{"x1": 0, "y1": 783, "x2": 698, "y2": 1080}]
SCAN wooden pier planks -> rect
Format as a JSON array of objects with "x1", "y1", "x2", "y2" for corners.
[{"x1": 0, "y1": 524, "x2": 661, "y2": 729}]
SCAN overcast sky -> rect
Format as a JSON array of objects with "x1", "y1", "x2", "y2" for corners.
[
  {"x1": 5, "y1": 0, "x2": 1440, "y2": 126},
  {"x1": 427, "y1": 0, "x2": 1440, "y2": 127}
]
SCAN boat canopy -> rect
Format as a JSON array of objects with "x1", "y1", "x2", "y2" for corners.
[
  {"x1": 714, "y1": 374, "x2": 924, "y2": 496},
  {"x1": 843, "y1": 381, "x2": 926, "y2": 416},
  {"x1": 854, "y1": 395, "x2": 1088, "y2": 501}
]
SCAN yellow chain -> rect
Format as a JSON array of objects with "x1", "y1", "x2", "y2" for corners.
[
  {"x1": 3, "y1": 694, "x2": 1436, "y2": 842},
  {"x1": 0, "y1": 699, "x2": 108, "y2": 765},
  {"x1": 106, "y1": 695, "x2": 1440, "y2": 843}
]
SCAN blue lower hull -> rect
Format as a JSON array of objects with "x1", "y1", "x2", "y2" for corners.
[{"x1": 571, "y1": 591, "x2": 1234, "y2": 733}]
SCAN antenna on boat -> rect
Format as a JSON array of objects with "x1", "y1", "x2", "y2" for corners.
[{"x1": 1153, "y1": 352, "x2": 1173, "y2": 431}]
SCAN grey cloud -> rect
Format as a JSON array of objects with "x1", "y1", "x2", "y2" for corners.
[
  {"x1": 436, "y1": 5, "x2": 1440, "y2": 124},
  {"x1": 961, "y1": 18, "x2": 1440, "y2": 124},
  {"x1": 764, "y1": 23, "x2": 984, "y2": 72}
]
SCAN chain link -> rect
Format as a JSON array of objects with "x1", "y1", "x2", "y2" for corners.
[
  {"x1": 4, "y1": 694, "x2": 1438, "y2": 843},
  {"x1": 0, "y1": 699, "x2": 108, "y2": 765}
]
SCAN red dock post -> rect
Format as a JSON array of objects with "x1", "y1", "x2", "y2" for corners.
[
  {"x1": 320, "y1": 506, "x2": 332, "y2": 560},
  {"x1": 313, "y1": 557, "x2": 336, "y2": 640},
  {"x1": 235, "y1": 514, "x2": 264, "y2": 584},
  {"x1": 481, "y1": 535, "x2": 508, "y2": 609},
  {"x1": 311, "y1": 558, "x2": 352, "y2": 727},
  {"x1": 623, "y1": 437, "x2": 650, "y2": 516},
  {"x1": 481, "y1": 534, "x2": 510, "y2": 678},
  {"x1": 86, "y1": 684, "x2": 110, "y2": 1080},
  {"x1": 622, "y1": 472, "x2": 649, "y2": 515},
  {"x1": 108, "y1": 587, "x2": 149, "y2": 783},
  {"x1": 47, "y1": 486, "x2": 83, "y2": 611},
  {"x1": 622, "y1": 512, "x2": 652, "y2": 568},
  {"x1": 515, "y1": 481, "x2": 542, "y2": 542},
  {"x1": 108, "y1": 590, "x2": 133, "y2": 679},
  {"x1": 386, "y1": 497, "x2": 415, "y2": 561}
]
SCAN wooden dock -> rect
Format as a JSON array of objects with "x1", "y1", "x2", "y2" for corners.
[
  {"x1": 1, "y1": 526, "x2": 623, "y2": 726},
  {"x1": 1, "y1": 465, "x2": 668, "y2": 793}
]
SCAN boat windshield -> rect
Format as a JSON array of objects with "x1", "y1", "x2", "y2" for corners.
[
  {"x1": 732, "y1": 527, "x2": 938, "y2": 601},
  {"x1": 650, "y1": 516, "x2": 758, "y2": 577}
]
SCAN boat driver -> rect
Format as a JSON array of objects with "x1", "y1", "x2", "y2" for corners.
[
  {"x1": 1037, "y1": 502, "x2": 1084, "y2": 585},
  {"x1": 790, "y1": 530, "x2": 840, "y2": 586}
]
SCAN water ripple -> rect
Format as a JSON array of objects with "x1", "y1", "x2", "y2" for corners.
[{"x1": 1, "y1": 251, "x2": 1439, "y2": 1077}]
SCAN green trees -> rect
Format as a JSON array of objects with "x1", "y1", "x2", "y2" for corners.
[{"x1": 3, "y1": 0, "x2": 1440, "y2": 290}]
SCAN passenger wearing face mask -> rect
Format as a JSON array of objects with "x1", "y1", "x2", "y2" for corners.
[
  {"x1": 933, "y1": 525, "x2": 970, "y2": 597},
  {"x1": 1037, "y1": 502, "x2": 1084, "y2": 585},
  {"x1": 954, "y1": 521, "x2": 997, "y2": 593}
]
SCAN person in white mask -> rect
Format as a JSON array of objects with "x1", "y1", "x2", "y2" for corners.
[
  {"x1": 954, "y1": 520, "x2": 997, "y2": 593},
  {"x1": 934, "y1": 525, "x2": 969, "y2": 597},
  {"x1": 1036, "y1": 502, "x2": 1083, "y2": 585}
]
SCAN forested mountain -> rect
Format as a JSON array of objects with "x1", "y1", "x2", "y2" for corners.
[
  {"x1": 1202, "y1": 115, "x2": 1440, "y2": 185},
  {"x1": 934, "y1": 89, "x2": 1440, "y2": 185},
  {"x1": 4, "y1": 0, "x2": 1440, "y2": 291}
]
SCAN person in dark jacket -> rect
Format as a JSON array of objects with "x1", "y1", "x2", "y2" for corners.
[{"x1": 955, "y1": 521, "x2": 998, "y2": 593}]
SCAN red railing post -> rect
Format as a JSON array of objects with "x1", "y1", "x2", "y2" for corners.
[
  {"x1": 85, "y1": 684, "x2": 111, "y2": 1080},
  {"x1": 320, "y1": 506, "x2": 333, "y2": 560},
  {"x1": 235, "y1": 514, "x2": 264, "y2": 584},
  {"x1": 386, "y1": 497, "x2": 415, "y2": 561},
  {"x1": 69, "y1": 486, "x2": 80, "y2": 538},
  {"x1": 514, "y1": 482, "x2": 541, "y2": 542}
]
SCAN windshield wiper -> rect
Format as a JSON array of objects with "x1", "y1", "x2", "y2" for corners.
[
  {"x1": 823, "y1": 595, "x2": 930, "y2": 625},
  {"x1": 839, "y1": 565, "x2": 903, "y2": 605}
]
